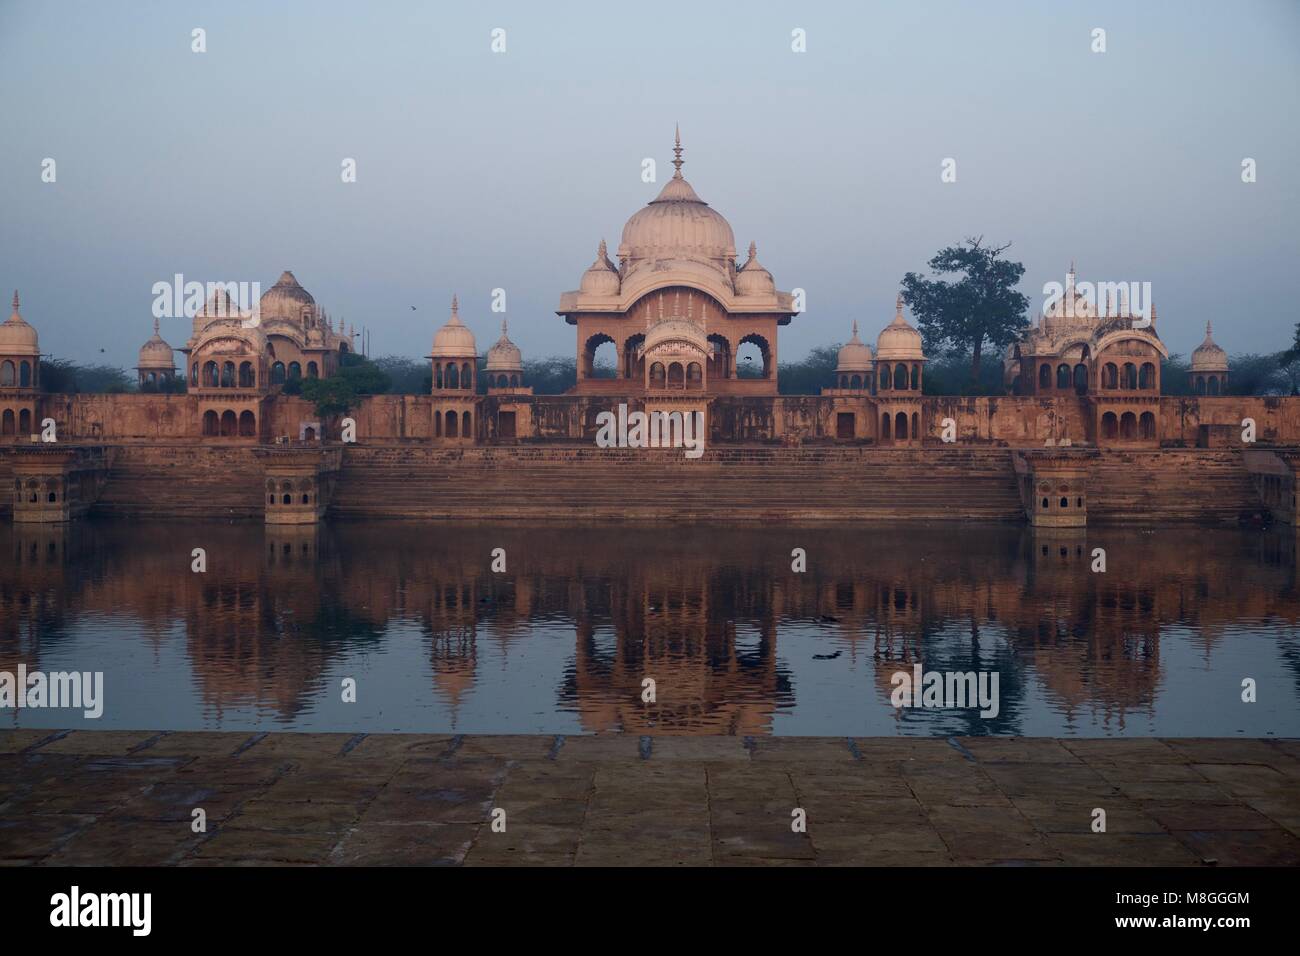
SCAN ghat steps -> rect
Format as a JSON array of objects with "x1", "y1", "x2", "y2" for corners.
[{"x1": 1087, "y1": 449, "x2": 1259, "y2": 525}]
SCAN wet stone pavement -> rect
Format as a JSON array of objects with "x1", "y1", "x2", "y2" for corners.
[{"x1": 1, "y1": 731, "x2": 1298, "y2": 866}]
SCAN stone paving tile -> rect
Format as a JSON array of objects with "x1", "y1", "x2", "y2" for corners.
[
  {"x1": 978, "y1": 761, "x2": 1116, "y2": 799},
  {"x1": 1190, "y1": 763, "x2": 1295, "y2": 798},
  {"x1": 1243, "y1": 796, "x2": 1300, "y2": 837},
  {"x1": 1009, "y1": 798, "x2": 1164, "y2": 834},
  {"x1": 342, "y1": 734, "x2": 454, "y2": 761},
  {"x1": 1062, "y1": 738, "x2": 1185, "y2": 764},
  {"x1": 1142, "y1": 800, "x2": 1280, "y2": 831},
  {"x1": 1047, "y1": 834, "x2": 1201, "y2": 866},
  {"x1": 44, "y1": 823, "x2": 202, "y2": 866},
  {"x1": 652, "y1": 737, "x2": 749, "y2": 761},
  {"x1": 191, "y1": 827, "x2": 342, "y2": 864},
  {"x1": 0, "y1": 730, "x2": 59, "y2": 753},
  {"x1": 901, "y1": 765, "x2": 1011, "y2": 807},
  {"x1": 1161, "y1": 738, "x2": 1297, "y2": 766},
  {"x1": 136, "y1": 732, "x2": 253, "y2": 758},
  {"x1": 174, "y1": 756, "x2": 293, "y2": 787},
  {"x1": 0, "y1": 815, "x2": 95, "y2": 859},
  {"x1": 33, "y1": 730, "x2": 162, "y2": 756},
  {"x1": 554, "y1": 735, "x2": 643, "y2": 762},
  {"x1": 851, "y1": 738, "x2": 969, "y2": 765},
  {"x1": 332, "y1": 823, "x2": 477, "y2": 865},
  {"x1": 240, "y1": 734, "x2": 358, "y2": 759},
  {"x1": 1171, "y1": 829, "x2": 1300, "y2": 866},
  {"x1": 462, "y1": 823, "x2": 580, "y2": 866},
  {"x1": 110, "y1": 782, "x2": 249, "y2": 824},
  {"x1": 749, "y1": 737, "x2": 855, "y2": 762},
  {"x1": 960, "y1": 737, "x2": 1081, "y2": 763},
  {"x1": 454, "y1": 735, "x2": 558, "y2": 760},
  {"x1": 225, "y1": 798, "x2": 364, "y2": 832}
]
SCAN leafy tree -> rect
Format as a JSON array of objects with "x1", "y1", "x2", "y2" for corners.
[
  {"x1": 777, "y1": 345, "x2": 839, "y2": 395},
  {"x1": 300, "y1": 375, "x2": 357, "y2": 419},
  {"x1": 39, "y1": 358, "x2": 133, "y2": 394},
  {"x1": 521, "y1": 356, "x2": 576, "y2": 394},
  {"x1": 901, "y1": 236, "x2": 1030, "y2": 388},
  {"x1": 337, "y1": 351, "x2": 391, "y2": 394},
  {"x1": 371, "y1": 354, "x2": 429, "y2": 394},
  {"x1": 921, "y1": 351, "x2": 1006, "y2": 396},
  {"x1": 1160, "y1": 354, "x2": 1192, "y2": 396},
  {"x1": 1283, "y1": 321, "x2": 1300, "y2": 364}
]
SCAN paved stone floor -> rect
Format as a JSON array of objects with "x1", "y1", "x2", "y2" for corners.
[{"x1": 1, "y1": 731, "x2": 1297, "y2": 866}]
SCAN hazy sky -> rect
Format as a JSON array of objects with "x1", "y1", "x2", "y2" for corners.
[{"x1": 2, "y1": 0, "x2": 1297, "y2": 370}]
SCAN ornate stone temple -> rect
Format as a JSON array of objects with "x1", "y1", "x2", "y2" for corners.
[
  {"x1": 179, "y1": 271, "x2": 355, "y2": 438},
  {"x1": 1190, "y1": 322, "x2": 1230, "y2": 396},
  {"x1": 557, "y1": 130, "x2": 798, "y2": 398},
  {"x1": 136, "y1": 319, "x2": 176, "y2": 389}
]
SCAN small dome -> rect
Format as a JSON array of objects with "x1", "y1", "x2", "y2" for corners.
[
  {"x1": 735, "y1": 242, "x2": 775, "y2": 296},
  {"x1": 0, "y1": 291, "x2": 40, "y2": 356},
  {"x1": 430, "y1": 295, "x2": 478, "y2": 358},
  {"x1": 1191, "y1": 321, "x2": 1229, "y2": 372},
  {"x1": 835, "y1": 321, "x2": 874, "y2": 373},
  {"x1": 138, "y1": 319, "x2": 175, "y2": 369},
  {"x1": 485, "y1": 319, "x2": 523, "y2": 372},
  {"x1": 259, "y1": 270, "x2": 316, "y2": 322},
  {"x1": 876, "y1": 295, "x2": 925, "y2": 361},
  {"x1": 642, "y1": 318, "x2": 709, "y2": 356},
  {"x1": 617, "y1": 130, "x2": 736, "y2": 270},
  {"x1": 580, "y1": 239, "x2": 621, "y2": 295}
]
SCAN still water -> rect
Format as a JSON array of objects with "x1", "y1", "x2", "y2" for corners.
[{"x1": 2, "y1": 520, "x2": 1299, "y2": 737}]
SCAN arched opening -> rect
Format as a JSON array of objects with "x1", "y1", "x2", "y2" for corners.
[
  {"x1": 18, "y1": 409, "x2": 30, "y2": 434},
  {"x1": 736, "y1": 333, "x2": 771, "y2": 379},
  {"x1": 271, "y1": 362, "x2": 286, "y2": 385},
  {"x1": 239, "y1": 362, "x2": 254, "y2": 388},
  {"x1": 911, "y1": 411, "x2": 919, "y2": 437},
  {"x1": 895, "y1": 411, "x2": 908, "y2": 440},
  {"x1": 461, "y1": 362, "x2": 472, "y2": 390},
  {"x1": 1139, "y1": 411, "x2": 1156, "y2": 439},
  {"x1": 304, "y1": 426, "x2": 316, "y2": 441},
  {"x1": 585, "y1": 333, "x2": 617, "y2": 379},
  {"x1": 1, "y1": 409, "x2": 13, "y2": 435},
  {"x1": 1101, "y1": 412, "x2": 1118, "y2": 439},
  {"x1": 1122, "y1": 363, "x2": 1137, "y2": 389},
  {"x1": 19, "y1": 361, "x2": 31, "y2": 387},
  {"x1": 239, "y1": 410, "x2": 256, "y2": 437},
  {"x1": 1073, "y1": 363, "x2": 1088, "y2": 394},
  {"x1": 707, "y1": 334, "x2": 732, "y2": 380},
  {"x1": 650, "y1": 362, "x2": 666, "y2": 388},
  {"x1": 1056, "y1": 364, "x2": 1071, "y2": 389},
  {"x1": 911, "y1": 364, "x2": 920, "y2": 390},
  {"x1": 849, "y1": 374, "x2": 861, "y2": 389},
  {"x1": 895, "y1": 363, "x2": 908, "y2": 391},
  {"x1": 1103, "y1": 363, "x2": 1118, "y2": 389},
  {"x1": 434, "y1": 364, "x2": 443, "y2": 389},
  {"x1": 445, "y1": 410, "x2": 458, "y2": 438},
  {"x1": 881, "y1": 412, "x2": 891, "y2": 441},
  {"x1": 510, "y1": 373, "x2": 519, "y2": 387},
  {"x1": 288, "y1": 362, "x2": 302, "y2": 380},
  {"x1": 686, "y1": 362, "x2": 703, "y2": 390},
  {"x1": 880, "y1": 365, "x2": 893, "y2": 390},
  {"x1": 221, "y1": 361, "x2": 235, "y2": 388},
  {"x1": 1208, "y1": 376, "x2": 1221, "y2": 396},
  {"x1": 202, "y1": 410, "x2": 218, "y2": 436},
  {"x1": 0, "y1": 361, "x2": 13, "y2": 386},
  {"x1": 667, "y1": 362, "x2": 685, "y2": 388},
  {"x1": 203, "y1": 361, "x2": 219, "y2": 387},
  {"x1": 1120, "y1": 411, "x2": 1137, "y2": 440},
  {"x1": 446, "y1": 363, "x2": 459, "y2": 389},
  {"x1": 220, "y1": 410, "x2": 237, "y2": 437},
  {"x1": 307, "y1": 361, "x2": 319, "y2": 378},
  {"x1": 623, "y1": 333, "x2": 645, "y2": 381},
  {"x1": 1139, "y1": 362, "x2": 1155, "y2": 390},
  {"x1": 190, "y1": 364, "x2": 199, "y2": 387},
  {"x1": 1038, "y1": 364, "x2": 1051, "y2": 390},
  {"x1": 462, "y1": 411, "x2": 471, "y2": 437},
  {"x1": 1195, "y1": 376, "x2": 1207, "y2": 396}
]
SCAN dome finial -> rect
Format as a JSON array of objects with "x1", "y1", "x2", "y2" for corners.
[
  {"x1": 896, "y1": 293, "x2": 904, "y2": 317},
  {"x1": 153, "y1": 317, "x2": 160, "y2": 335},
  {"x1": 598, "y1": 238, "x2": 607, "y2": 257},
  {"x1": 748, "y1": 240, "x2": 757, "y2": 260},
  {"x1": 451, "y1": 293, "x2": 459, "y2": 317},
  {"x1": 501, "y1": 318, "x2": 508, "y2": 337},
  {"x1": 672, "y1": 124, "x2": 684, "y2": 178},
  {"x1": 852, "y1": 319, "x2": 859, "y2": 337},
  {"x1": 11, "y1": 290, "x2": 18, "y2": 312},
  {"x1": 1206, "y1": 320, "x2": 1211, "y2": 337}
]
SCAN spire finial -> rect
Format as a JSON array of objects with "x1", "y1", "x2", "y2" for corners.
[
  {"x1": 501, "y1": 318, "x2": 508, "y2": 338},
  {"x1": 896, "y1": 293, "x2": 904, "y2": 317},
  {"x1": 11, "y1": 290, "x2": 18, "y2": 312},
  {"x1": 1205, "y1": 320, "x2": 1211, "y2": 337},
  {"x1": 153, "y1": 317, "x2": 160, "y2": 335},
  {"x1": 748, "y1": 240, "x2": 757, "y2": 261},
  {"x1": 672, "y1": 124, "x2": 684, "y2": 178},
  {"x1": 598, "y1": 238, "x2": 607, "y2": 257},
  {"x1": 852, "y1": 319, "x2": 859, "y2": 337},
  {"x1": 451, "y1": 293, "x2": 459, "y2": 317}
]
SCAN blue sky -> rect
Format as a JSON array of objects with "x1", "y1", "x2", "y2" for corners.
[{"x1": 1, "y1": 0, "x2": 1297, "y2": 368}]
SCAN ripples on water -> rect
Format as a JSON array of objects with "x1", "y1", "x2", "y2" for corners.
[{"x1": 2, "y1": 521, "x2": 1298, "y2": 737}]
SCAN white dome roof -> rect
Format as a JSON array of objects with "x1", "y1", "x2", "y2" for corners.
[
  {"x1": 877, "y1": 296, "x2": 925, "y2": 361},
  {"x1": 0, "y1": 291, "x2": 39, "y2": 356},
  {"x1": 259, "y1": 271, "x2": 316, "y2": 322},
  {"x1": 617, "y1": 131, "x2": 736, "y2": 271},
  {"x1": 431, "y1": 295, "x2": 478, "y2": 358},
  {"x1": 138, "y1": 319, "x2": 175, "y2": 368},
  {"x1": 735, "y1": 242, "x2": 775, "y2": 296},
  {"x1": 485, "y1": 319, "x2": 523, "y2": 372},
  {"x1": 1191, "y1": 321, "x2": 1228, "y2": 372},
  {"x1": 836, "y1": 321, "x2": 874, "y2": 372},
  {"x1": 579, "y1": 239, "x2": 621, "y2": 295}
]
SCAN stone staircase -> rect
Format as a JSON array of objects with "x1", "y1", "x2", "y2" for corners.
[
  {"x1": 328, "y1": 444, "x2": 1027, "y2": 522},
  {"x1": 1087, "y1": 448, "x2": 1258, "y2": 524},
  {"x1": 92, "y1": 444, "x2": 265, "y2": 519}
]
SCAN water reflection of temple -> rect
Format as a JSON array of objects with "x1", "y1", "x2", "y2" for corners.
[{"x1": 2, "y1": 522, "x2": 1299, "y2": 732}]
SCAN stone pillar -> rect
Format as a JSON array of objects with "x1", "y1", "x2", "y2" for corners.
[
  {"x1": 1013, "y1": 448, "x2": 1098, "y2": 528},
  {"x1": 9, "y1": 445, "x2": 111, "y2": 523},
  {"x1": 252, "y1": 445, "x2": 343, "y2": 525}
]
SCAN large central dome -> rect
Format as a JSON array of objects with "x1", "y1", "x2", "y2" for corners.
[{"x1": 617, "y1": 130, "x2": 736, "y2": 270}]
